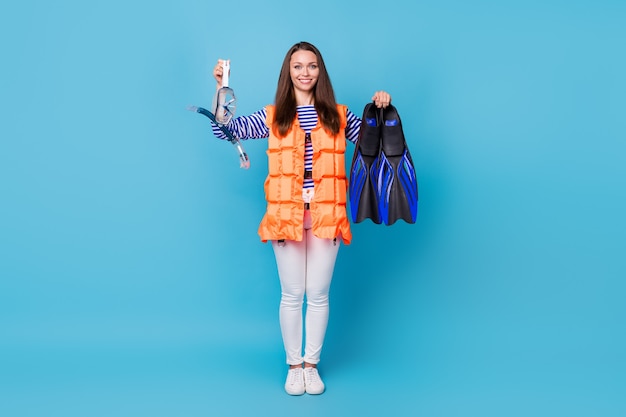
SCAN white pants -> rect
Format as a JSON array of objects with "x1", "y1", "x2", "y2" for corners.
[{"x1": 271, "y1": 211, "x2": 340, "y2": 365}]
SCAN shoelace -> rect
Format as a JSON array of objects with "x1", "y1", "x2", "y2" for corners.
[
  {"x1": 304, "y1": 367, "x2": 321, "y2": 384},
  {"x1": 287, "y1": 368, "x2": 303, "y2": 385}
]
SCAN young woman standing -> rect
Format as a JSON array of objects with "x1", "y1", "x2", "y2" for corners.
[{"x1": 211, "y1": 41, "x2": 391, "y2": 395}]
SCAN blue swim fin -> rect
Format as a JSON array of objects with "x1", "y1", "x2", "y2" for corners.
[
  {"x1": 349, "y1": 103, "x2": 382, "y2": 224},
  {"x1": 376, "y1": 105, "x2": 418, "y2": 225}
]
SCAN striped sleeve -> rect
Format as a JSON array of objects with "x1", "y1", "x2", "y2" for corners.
[
  {"x1": 345, "y1": 108, "x2": 362, "y2": 144},
  {"x1": 211, "y1": 108, "x2": 270, "y2": 140}
]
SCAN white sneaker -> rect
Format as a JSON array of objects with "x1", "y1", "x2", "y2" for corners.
[
  {"x1": 303, "y1": 367, "x2": 325, "y2": 395},
  {"x1": 284, "y1": 367, "x2": 305, "y2": 395}
]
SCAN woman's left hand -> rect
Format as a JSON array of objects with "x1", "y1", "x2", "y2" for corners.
[{"x1": 372, "y1": 91, "x2": 392, "y2": 108}]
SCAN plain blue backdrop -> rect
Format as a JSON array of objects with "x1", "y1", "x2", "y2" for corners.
[{"x1": 1, "y1": 1, "x2": 624, "y2": 416}]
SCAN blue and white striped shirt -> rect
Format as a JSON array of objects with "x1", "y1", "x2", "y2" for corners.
[{"x1": 212, "y1": 105, "x2": 362, "y2": 189}]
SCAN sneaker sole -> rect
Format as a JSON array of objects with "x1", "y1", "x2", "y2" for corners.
[{"x1": 305, "y1": 387, "x2": 325, "y2": 395}]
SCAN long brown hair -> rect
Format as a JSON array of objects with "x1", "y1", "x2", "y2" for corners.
[{"x1": 273, "y1": 42, "x2": 340, "y2": 137}]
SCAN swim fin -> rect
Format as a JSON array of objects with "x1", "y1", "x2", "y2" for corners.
[
  {"x1": 349, "y1": 102, "x2": 382, "y2": 224},
  {"x1": 375, "y1": 104, "x2": 418, "y2": 225}
]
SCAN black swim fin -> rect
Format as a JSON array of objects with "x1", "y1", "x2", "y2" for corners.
[
  {"x1": 375, "y1": 104, "x2": 418, "y2": 225},
  {"x1": 349, "y1": 102, "x2": 382, "y2": 224}
]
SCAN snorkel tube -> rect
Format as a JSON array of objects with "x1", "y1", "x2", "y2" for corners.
[
  {"x1": 188, "y1": 105, "x2": 250, "y2": 169},
  {"x1": 188, "y1": 60, "x2": 250, "y2": 169}
]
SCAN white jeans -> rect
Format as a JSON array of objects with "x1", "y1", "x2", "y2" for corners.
[{"x1": 271, "y1": 211, "x2": 340, "y2": 365}]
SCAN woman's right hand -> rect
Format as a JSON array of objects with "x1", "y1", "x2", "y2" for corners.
[{"x1": 213, "y1": 59, "x2": 229, "y2": 90}]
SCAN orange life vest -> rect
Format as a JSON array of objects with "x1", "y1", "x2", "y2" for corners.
[{"x1": 257, "y1": 104, "x2": 352, "y2": 244}]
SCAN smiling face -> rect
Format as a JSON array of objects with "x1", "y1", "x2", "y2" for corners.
[
  {"x1": 289, "y1": 50, "x2": 319, "y2": 96},
  {"x1": 274, "y1": 42, "x2": 339, "y2": 136}
]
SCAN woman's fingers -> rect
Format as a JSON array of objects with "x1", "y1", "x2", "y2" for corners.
[
  {"x1": 372, "y1": 91, "x2": 392, "y2": 108},
  {"x1": 213, "y1": 59, "x2": 225, "y2": 83},
  {"x1": 213, "y1": 59, "x2": 230, "y2": 84}
]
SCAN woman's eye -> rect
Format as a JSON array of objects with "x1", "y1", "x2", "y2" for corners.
[{"x1": 294, "y1": 65, "x2": 302, "y2": 70}]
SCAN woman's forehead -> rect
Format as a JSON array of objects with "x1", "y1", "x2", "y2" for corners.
[{"x1": 291, "y1": 50, "x2": 317, "y2": 63}]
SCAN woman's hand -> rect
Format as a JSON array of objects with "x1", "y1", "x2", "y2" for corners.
[
  {"x1": 372, "y1": 91, "x2": 392, "y2": 108},
  {"x1": 213, "y1": 59, "x2": 229, "y2": 90}
]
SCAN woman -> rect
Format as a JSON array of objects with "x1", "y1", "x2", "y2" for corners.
[{"x1": 211, "y1": 41, "x2": 391, "y2": 395}]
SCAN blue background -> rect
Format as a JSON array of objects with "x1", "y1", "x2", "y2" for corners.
[{"x1": 1, "y1": 0, "x2": 624, "y2": 416}]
